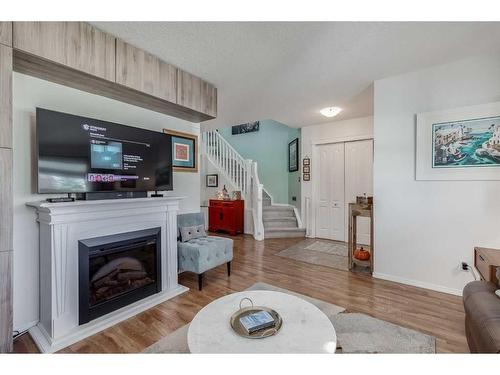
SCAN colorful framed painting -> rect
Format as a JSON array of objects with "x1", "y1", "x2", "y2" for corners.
[
  {"x1": 288, "y1": 138, "x2": 299, "y2": 172},
  {"x1": 416, "y1": 101, "x2": 500, "y2": 180},
  {"x1": 163, "y1": 129, "x2": 198, "y2": 173}
]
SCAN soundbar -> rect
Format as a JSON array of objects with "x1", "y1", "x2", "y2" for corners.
[
  {"x1": 75, "y1": 191, "x2": 148, "y2": 201},
  {"x1": 46, "y1": 197, "x2": 75, "y2": 203}
]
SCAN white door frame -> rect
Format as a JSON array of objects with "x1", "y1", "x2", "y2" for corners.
[{"x1": 309, "y1": 134, "x2": 373, "y2": 239}]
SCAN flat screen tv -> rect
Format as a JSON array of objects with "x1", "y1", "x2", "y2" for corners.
[{"x1": 36, "y1": 108, "x2": 173, "y2": 194}]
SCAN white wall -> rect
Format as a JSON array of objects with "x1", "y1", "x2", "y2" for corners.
[
  {"x1": 12, "y1": 73, "x2": 201, "y2": 332},
  {"x1": 300, "y1": 117, "x2": 374, "y2": 233},
  {"x1": 373, "y1": 54, "x2": 500, "y2": 295},
  {"x1": 199, "y1": 155, "x2": 236, "y2": 207}
]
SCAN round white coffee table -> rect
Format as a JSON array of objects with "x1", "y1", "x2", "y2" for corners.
[{"x1": 187, "y1": 290, "x2": 337, "y2": 353}]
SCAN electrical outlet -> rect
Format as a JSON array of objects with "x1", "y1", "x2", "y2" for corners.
[{"x1": 461, "y1": 261, "x2": 469, "y2": 271}]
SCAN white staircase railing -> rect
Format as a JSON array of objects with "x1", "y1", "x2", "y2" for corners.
[
  {"x1": 201, "y1": 130, "x2": 264, "y2": 240},
  {"x1": 250, "y1": 161, "x2": 265, "y2": 240}
]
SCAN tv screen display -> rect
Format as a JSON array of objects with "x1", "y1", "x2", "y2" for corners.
[{"x1": 36, "y1": 108, "x2": 173, "y2": 194}]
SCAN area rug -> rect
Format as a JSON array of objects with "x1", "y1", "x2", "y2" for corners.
[
  {"x1": 276, "y1": 238, "x2": 349, "y2": 271},
  {"x1": 143, "y1": 282, "x2": 436, "y2": 354}
]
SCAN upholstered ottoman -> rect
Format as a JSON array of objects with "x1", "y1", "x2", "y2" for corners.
[{"x1": 177, "y1": 213, "x2": 233, "y2": 290}]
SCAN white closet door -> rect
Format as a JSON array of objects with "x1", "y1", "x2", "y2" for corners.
[
  {"x1": 315, "y1": 143, "x2": 345, "y2": 241},
  {"x1": 345, "y1": 139, "x2": 373, "y2": 245}
]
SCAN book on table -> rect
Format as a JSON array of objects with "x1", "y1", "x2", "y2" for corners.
[{"x1": 239, "y1": 310, "x2": 276, "y2": 334}]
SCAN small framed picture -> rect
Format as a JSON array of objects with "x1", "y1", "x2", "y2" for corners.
[
  {"x1": 303, "y1": 165, "x2": 310, "y2": 173},
  {"x1": 303, "y1": 173, "x2": 310, "y2": 181},
  {"x1": 288, "y1": 138, "x2": 299, "y2": 172},
  {"x1": 303, "y1": 157, "x2": 310, "y2": 166},
  {"x1": 206, "y1": 174, "x2": 218, "y2": 187}
]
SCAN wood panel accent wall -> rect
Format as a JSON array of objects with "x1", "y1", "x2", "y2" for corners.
[
  {"x1": 11, "y1": 22, "x2": 217, "y2": 122},
  {"x1": 13, "y1": 22, "x2": 115, "y2": 81},
  {"x1": 177, "y1": 70, "x2": 202, "y2": 112},
  {"x1": 0, "y1": 44, "x2": 13, "y2": 353},
  {"x1": 116, "y1": 40, "x2": 177, "y2": 103},
  {"x1": 0, "y1": 45, "x2": 12, "y2": 148},
  {"x1": 0, "y1": 251, "x2": 13, "y2": 352},
  {"x1": 0, "y1": 148, "x2": 12, "y2": 252},
  {"x1": 13, "y1": 50, "x2": 212, "y2": 123},
  {"x1": 0, "y1": 22, "x2": 12, "y2": 47},
  {"x1": 201, "y1": 81, "x2": 217, "y2": 118}
]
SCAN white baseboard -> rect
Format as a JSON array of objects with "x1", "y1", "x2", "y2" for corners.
[
  {"x1": 373, "y1": 272, "x2": 463, "y2": 296},
  {"x1": 29, "y1": 285, "x2": 189, "y2": 353}
]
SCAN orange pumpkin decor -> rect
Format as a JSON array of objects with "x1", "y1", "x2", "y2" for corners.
[{"x1": 354, "y1": 247, "x2": 370, "y2": 261}]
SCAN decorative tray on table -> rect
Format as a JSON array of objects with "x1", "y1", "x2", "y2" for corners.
[{"x1": 230, "y1": 297, "x2": 282, "y2": 339}]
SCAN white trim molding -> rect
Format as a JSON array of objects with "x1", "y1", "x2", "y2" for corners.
[
  {"x1": 310, "y1": 134, "x2": 373, "y2": 147},
  {"x1": 373, "y1": 272, "x2": 462, "y2": 296}
]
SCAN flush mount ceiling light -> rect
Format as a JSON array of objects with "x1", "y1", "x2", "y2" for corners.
[{"x1": 320, "y1": 106, "x2": 342, "y2": 118}]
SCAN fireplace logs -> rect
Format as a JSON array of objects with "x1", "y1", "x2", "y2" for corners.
[{"x1": 90, "y1": 257, "x2": 153, "y2": 304}]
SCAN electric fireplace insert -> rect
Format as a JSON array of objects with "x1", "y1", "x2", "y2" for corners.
[{"x1": 78, "y1": 227, "x2": 161, "y2": 325}]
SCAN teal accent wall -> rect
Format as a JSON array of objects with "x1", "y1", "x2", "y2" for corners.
[{"x1": 219, "y1": 120, "x2": 300, "y2": 207}]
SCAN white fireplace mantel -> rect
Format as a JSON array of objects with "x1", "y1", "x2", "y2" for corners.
[{"x1": 26, "y1": 197, "x2": 189, "y2": 353}]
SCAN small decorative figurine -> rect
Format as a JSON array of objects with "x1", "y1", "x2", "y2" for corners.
[{"x1": 222, "y1": 185, "x2": 230, "y2": 200}]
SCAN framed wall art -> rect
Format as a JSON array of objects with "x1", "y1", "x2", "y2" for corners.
[
  {"x1": 206, "y1": 174, "x2": 218, "y2": 187},
  {"x1": 416, "y1": 101, "x2": 500, "y2": 180},
  {"x1": 288, "y1": 138, "x2": 299, "y2": 172},
  {"x1": 163, "y1": 129, "x2": 198, "y2": 172},
  {"x1": 232, "y1": 121, "x2": 260, "y2": 135}
]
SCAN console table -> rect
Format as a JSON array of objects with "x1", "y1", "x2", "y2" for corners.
[
  {"x1": 348, "y1": 203, "x2": 374, "y2": 274},
  {"x1": 474, "y1": 247, "x2": 500, "y2": 284}
]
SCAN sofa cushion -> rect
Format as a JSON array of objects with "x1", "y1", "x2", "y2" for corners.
[
  {"x1": 463, "y1": 280, "x2": 497, "y2": 304},
  {"x1": 463, "y1": 281, "x2": 500, "y2": 353},
  {"x1": 178, "y1": 236, "x2": 233, "y2": 274},
  {"x1": 180, "y1": 225, "x2": 206, "y2": 242}
]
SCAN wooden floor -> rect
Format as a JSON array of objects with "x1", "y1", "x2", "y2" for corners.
[{"x1": 13, "y1": 234, "x2": 469, "y2": 353}]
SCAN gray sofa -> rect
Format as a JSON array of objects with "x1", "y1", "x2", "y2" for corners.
[
  {"x1": 177, "y1": 213, "x2": 233, "y2": 290},
  {"x1": 463, "y1": 281, "x2": 500, "y2": 353}
]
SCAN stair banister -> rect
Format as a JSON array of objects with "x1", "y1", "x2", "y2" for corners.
[
  {"x1": 251, "y1": 161, "x2": 264, "y2": 240},
  {"x1": 201, "y1": 129, "x2": 264, "y2": 240}
]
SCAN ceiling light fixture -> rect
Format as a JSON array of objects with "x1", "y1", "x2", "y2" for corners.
[{"x1": 320, "y1": 106, "x2": 342, "y2": 118}]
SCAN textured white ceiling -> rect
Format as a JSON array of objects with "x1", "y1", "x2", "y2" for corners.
[{"x1": 92, "y1": 22, "x2": 500, "y2": 129}]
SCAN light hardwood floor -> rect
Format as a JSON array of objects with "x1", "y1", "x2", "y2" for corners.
[{"x1": 13, "y1": 234, "x2": 469, "y2": 353}]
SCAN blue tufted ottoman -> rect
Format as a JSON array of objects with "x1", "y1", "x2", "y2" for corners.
[{"x1": 177, "y1": 213, "x2": 233, "y2": 290}]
